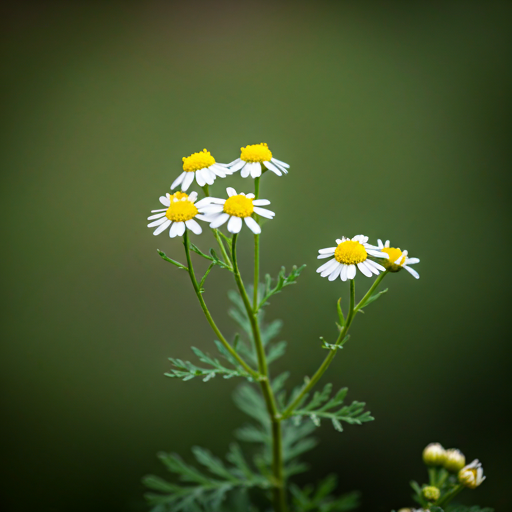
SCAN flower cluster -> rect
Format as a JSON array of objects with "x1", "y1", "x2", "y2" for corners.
[{"x1": 400, "y1": 442, "x2": 486, "y2": 511}]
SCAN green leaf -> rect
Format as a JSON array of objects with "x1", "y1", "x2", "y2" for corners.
[
  {"x1": 266, "y1": 340, "x2": 287, "y2": 364},
  {"x1": 257, "y1": 264, "x2": 306, "y2": 310},
  {"x1": 359, "y1": 288, "x2": 388, "y2": 309},
  {"x1": 157, "y1": 249, "x2": 189, "y2": 271},
  {"x1": 291, "y1": 386, "x2": 374, "y2": 432}
]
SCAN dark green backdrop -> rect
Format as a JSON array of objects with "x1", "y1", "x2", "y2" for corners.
[{"x1": 1, "y1": 2, "x2": 511, "y2": 511}]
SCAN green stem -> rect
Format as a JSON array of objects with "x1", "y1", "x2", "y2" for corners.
[
  {"x1": 183, "y1": 230, "x2": 257, "y2": 379},
  {"x1": 283, "y1": 272, "x2": 387, "y2": 418},
  {"x1": 253, "y1": 176, "x2": 260, "y2": 308},
  {"x1": 282, "y1": 279, "x2": 356, "y2": 417},
  {"x1": 429, "y1": 467, "x2": 438, "y2": 487},
  {"x1": 201, "y1": 184, "x2": 232, "y2": 267},
  {"x1": 435, "y1": 484, "x2": 464, "y2": 507},
  {"x1": 231, "y1": 232, "x2": 287, "y2": 512}
]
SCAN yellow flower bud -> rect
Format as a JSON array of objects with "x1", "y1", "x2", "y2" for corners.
[
  {"x1": 422, "y1": 442, "x2": 446, "y2": 466},
  {"x1": 422, "y1": 486, "x2": 440, "y2": 501},
  {"x1": 443, "y1": 448, "x2": 465, "y2": 472}
]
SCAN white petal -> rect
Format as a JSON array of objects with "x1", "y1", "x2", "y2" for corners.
[
  {"x1": 230, "y1": 159, "x2": 246, "y2": 172},
  {"x1": 147, "y1": 212, "x2": 166, "y2": 220},
  {"x1": 328, "y1": 263, "x2": 342, "y2": 281},
  {"x1": 377, "y1": 239, "x2": 384, "y2": 248},
  {"x1": 195, "y1": 197, "x2": 215, "y2": 208},
  {"x1": 366, "y1": 259, "x2": 385, "y2": 273},
  {"x1": 252, "y1": 199, "x2": 270, "y2": 206},
  {"x1": 195, "y1": 213, "x2": 213, "y2": 221},
  {"x1": 206, "y1": 198, "x2": 226, "y2": 205},
  {"x1": 403, "y1": 265, "x2": 420, "y2": 279},
  {"x1": 171, "y1": 172, "x2": 185, "y2": 190},
  {"x1": 321, "y1": 259, "x2": 340, "y2": 277},
  {"x1": 148, "y1": 216, "x2": 168, "y2": 228},
  {"x1": 367, "y1": 249, "x2": 389, "y2": 259},
  {"x1": 253, "y1": 207, "x2": 275, "y2": 219},
  {"x1": 272, "y1": 157, "x2": 290, "y2": 168},
  {"x1": 182, "y1": 172, "x2": 195, "y2": 191},
  {"x1": 340, "y1": 264, "x2": 349, "y2": 281},
  {"x1": 244, "y1": 216, "x2": 261, "y2": 234},
  {"x1": 246, "y1": 193, "x2": 255, "y2": 198},
  {"x1": 176, "y1": 222, "x2": 186, "y2": 236},
  {"x1": 199, "y1": 204, "x2": 224, "y2": 214},
  {"x1": 385, "y1": 240, "x2": 390, "y2": 247},
  {"x1": 169, "y1": 221, "x2": 181, "y2": 238},
  {"x1": 317, "y1": 253, "x2": 334, "y2": 259},
  {"x1": 188, "y1": 191, "x2": 198, "y2": 202},
  {"x1": 250, "y1": 162, "x2": 262, "y2": 178},
  {"x1": 195, "y1": 171, "x2": 206, "y2": 187},
  {"x1": 264, "y1": 160, "x2": 283, "y2": 176},
  {"x1": 210, "y1": 164, "x2": 227, "y2": 177},
  {"x1": 209, "y1": 212, "x2": 230, "y2": 228},
  {"x1": 151, "y1": 208, "x2": 167, "y2": 213},
  {"x1": 227, "y1": 215, "x2": 243, "y2": 233},
  {"x1": 159, "y1": 196, "x2": 170, "y2": 207},
  {"x1": 226, "y1": 187, "x2": 237, "y2": 197},
  {"x1": 318, "y1": 247, "x2": 336, "y2": 254},
  {"x1": 153, "y1": 219, "x2": 171, "y2": 235},
  {"x1": 406, "y1": 257, "x2": 420, "y2": 265},
  {"x1": 185, "y1": 219, "x2": 202, "y2": 235},
  {"x1": 347, "y1": 264, "x2": 357, "y2": 280},
  {"x1": 240, "y1": 164, "x2": 251, "y2": 178},
  {"x1": 357, "y1": 261, "x2": 372, "y2": 277},
  {"x1": 317, "y1": 258, "x2": 337, "y2": 273},
  {"x1": 203, "y1": 168, "x2": 216, "y2": 185}
]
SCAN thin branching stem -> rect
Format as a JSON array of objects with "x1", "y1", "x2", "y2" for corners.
[
  {"x1": 231, "y1": 232, "x2": 288, "y2": 512},
  {"x1": 183, "y1": 229, "x2": 257, "y2": 379},
  {"x1": 282, "y1": 272, "x2": 387, "y2": 418}
]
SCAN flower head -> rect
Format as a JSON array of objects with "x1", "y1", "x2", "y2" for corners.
[
  {"x1": 316, "y1": 235, "x2": 388, "y2": 281},
  {"x1": 422, "y1": 443, "x2": 446, "y2": 466},
  {"x1": 200, "y1": 187, "x2": 274, "y2": 234},
  {"x1": 377, "y1": 239, "x2": 420, "y2": 279},
  {"x1": 171, "y1": 149, "x2": 231, "y2": 191},
  {"x1": 444, "y1": 449, "x2": 466, "y2": 472},
  {"x1": 147, "y1": 191, "x2": 211, "y2": 237},
  {"x1": 458, "y1": 459, "x2": 486, "y2": 489},
  {"x1": 422, "y1": 486, "x2": 440, "y2": 502},
  {"x1": 228, "y1": 143, "x2": 289, "y2": 178}
]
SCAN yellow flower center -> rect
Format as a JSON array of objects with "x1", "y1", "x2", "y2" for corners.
[
  {"x1": 334, "y1": 241, "x2": 367, "y2": 265},
  {"x1": 223, "y1": 195, "x2": 254, "y2": 218},
  {"x1": 381, "y1": 247, "x2": 405, "y2": 272},
  {"x1": 165, "y1": 197, "x2": 198, "y2": 222},
  {"x1": 240, "y1": 143, "x2": 272, "y2": 163},
  {"x1": 182, "y1": 149, "x2": 215, "y2": 172}
]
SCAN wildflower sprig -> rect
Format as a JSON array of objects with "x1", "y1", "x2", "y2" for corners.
[
  {"x1": 140, "y1": 142, "x2": 466, "y2": 512},
  {"x1": 395, "y1": 442, "x2": 490, "y2": 512}
]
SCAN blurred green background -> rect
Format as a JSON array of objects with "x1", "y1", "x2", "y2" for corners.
[{"x1": 1, "y1": 1, "x2": 511, "y2": 511}]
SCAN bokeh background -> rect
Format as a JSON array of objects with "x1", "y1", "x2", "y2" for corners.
[{"x1": 1, "y1": 1, "x2": 511, "y2": 511}]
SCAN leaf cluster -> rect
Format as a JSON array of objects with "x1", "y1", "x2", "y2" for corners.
[
  {"x1": 257, "y1": 265, "x2": 306, "y2": 310},
  {"x1": 288, "y1": 383, "x2": 374, "y2": 432},
  {"x1": 290, "y1": 474, "x2": 360, "y2": 512},
  {"x1": 143, "y1": 444, "x2": 268, "y2": 512}
]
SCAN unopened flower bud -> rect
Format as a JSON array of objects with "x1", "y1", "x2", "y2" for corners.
[
  {"x1": 422, "y1": 442, "x2": 446, "y2": 466},
  {"x1": 422, "y1": 486, "x2": 440, "y2": 501},
  {"x1": 443, "y1": 448, "x2": 465, "y2": 472},
  {"x1": 459, "y1": 459, "x2": 486, "y2": 489}
]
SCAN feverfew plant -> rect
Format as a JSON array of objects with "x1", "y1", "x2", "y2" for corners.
[{"x1": 142, "y1": 143, "x2": 486, "y2": 512}]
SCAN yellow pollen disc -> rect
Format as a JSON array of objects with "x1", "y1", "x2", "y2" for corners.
[
  {"x1": 165, "y1": 199, "x2": 198, "y2": 222},
  {"x1": 334, "y1": 241, "x2": 367, "y2": 265},
  {"x1": 223, "y1": 195, "x2": 254, "y2": 218},
  {"x1": 169, "y1": 191, "x2": 189, "y2": 201},
  {"x1": 182, "y1": 149, "x2": 215, "y2": 172},
  {"x1": 240, "y1": 143, "x2": 272, "y2": 163},
  {"x1": 382, "y1": 247, "x2": 405, "y2": 271}
]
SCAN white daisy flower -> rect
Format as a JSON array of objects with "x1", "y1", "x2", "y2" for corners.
[
  {"x1": 377, "y1": 239, "x2": 420, "y2": 279},
  {"x1": 458, "y1": 459, "x2": 486, "y2": 489},
  {"x1": 171, "y1": 149, "x2": 231, "y2": 191},
  {"x1": 228, "y1": 143, "x2": 289, "y2": 178},
  {"x1": 316, "y1": 235, "x2": 388, "y2": 281},
  {"x1": 147, "y1": 191, "x2": 211, "y2": 238},
  {"x1": 200, "y1": 187, "x2": 274, "y2": 235}
]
